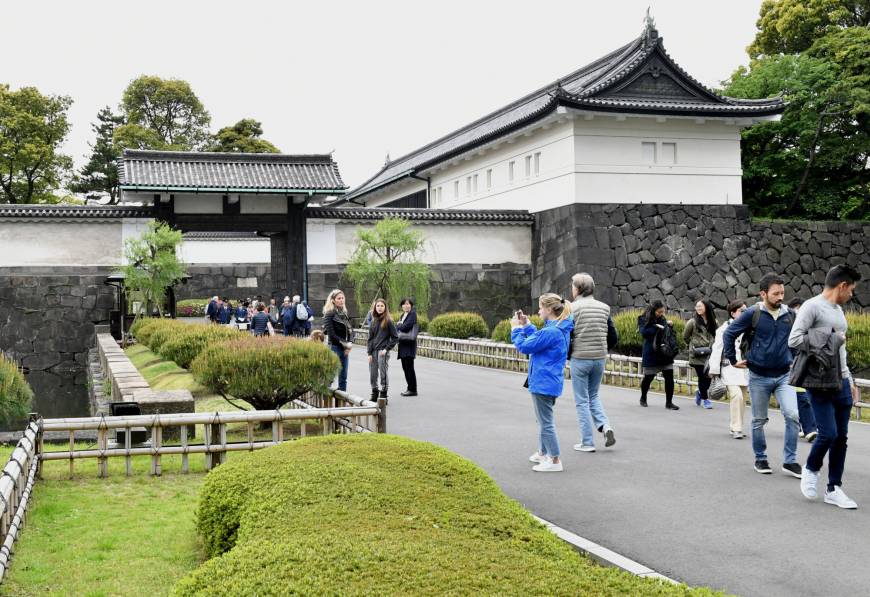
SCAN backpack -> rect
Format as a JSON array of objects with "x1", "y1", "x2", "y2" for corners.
[
  {"x1": 739, "y1": 303, "x2": 794, "y2": 359},
  {"x1": 655, "y1": 324, "x2": 679, "y2": 359},
  {"x1": 296, "y1": 302, "x2": 309, "y2": 321}
]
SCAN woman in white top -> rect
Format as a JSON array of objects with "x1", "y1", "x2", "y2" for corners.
[{"x1": 709, "y1": 300, "x2": 749, "y2": 439}]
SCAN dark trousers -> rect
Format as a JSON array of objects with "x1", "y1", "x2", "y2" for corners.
[
  {"x1": 806, "y1": 379, "x2": 852, "y2": 490},
  {"x1": 693, "y1": 365, "x2": 711, "y2": 400},
  {"x1": 796, "y1": 391, "x2": 817, "y2": 434},
  {"x1": 400, "y1": 357, "x2": 417, "y2": 392},
  {"x1": 330, "y1": 344, "x2": 348, "y2": 392},
  {"x1": 641, "y1": 369, "x2": 675, "y2": 402}
]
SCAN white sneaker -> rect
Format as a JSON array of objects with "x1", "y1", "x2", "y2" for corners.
[
  {"x1": 529, "y1": 452, "x2": 546, "y2": 463},
  {"x1": 824, "y1": 486, "x2": 857, "y2": 509},
  {"x1": 805, "y1": 431, "x2": 818, "y2": 443},
  {"x1": 801, "y1": 468, "x2": 819, "y2": 499},
  {"x1": 573, "y1": 444, "x2": 596, "y2": 452},
  {"x1": 532, "y1": 459, "x2": 563, "y2": 472}
]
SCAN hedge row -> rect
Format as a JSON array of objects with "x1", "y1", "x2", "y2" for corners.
[
  {"x1": 427, "y1": 312, "x2": 489, "y2": 339},
  {"x1": 0, "y1": 353, "x2": 33, "y2": 426},
  {"x1": 174, "y1": 435, "x2": 712, "y2": 596},
  {"x1": 129, "y1": 317, "x2": 339, "y2": 410}
]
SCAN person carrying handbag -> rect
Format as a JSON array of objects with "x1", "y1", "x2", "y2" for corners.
[
  {"x1": 396, "y1": 298, "x2": 419, "y2": 396},
  {"x1": 709, "y1": 300, "x2": 749, "y2": 438},
  {"x1": 684, "y1": 299, "x2": 719, "y2": 409}
]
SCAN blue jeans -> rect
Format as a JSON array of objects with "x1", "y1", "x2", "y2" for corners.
[
  {"x1": 330, "y1": 344, "x2": 348, "y2": 392},
  {"x1": 570, "y1": 358, "x2": 609, "y2": 447},
  {"x1": 796, "y1": 390, "x2": 817, "y2": 435},
  {"x1": 748, "y1": 371, "x2": 799, "y2": 463},
  {"x1": 806, "y1": 379, "x2": 853, "y2": 489},
  {"x1": 531, "y1": 393, "x2": 560, "y2": 458}
]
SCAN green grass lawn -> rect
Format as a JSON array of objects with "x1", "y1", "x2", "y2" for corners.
[{"x1": 1, "y1": 455, "x2": 205, "y2": 597}]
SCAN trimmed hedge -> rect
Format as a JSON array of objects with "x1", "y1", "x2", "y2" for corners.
[
  {"x1": 490, "y1": 315, "x2": 545, "y2": 343},
  {"x1": 191, "y1": 336, "x2": 339, "y2": 410},
  {"x1": 428, "y1": 312, "x2": 489, "y2": 339},
  {"x1": 612, "y1": 309, "x2": 686, "y2": 357},
  {"x1": 0, "y1": 353, "x2": 33, "y2": 426},
  {"x1": 158, "y1": 325, "x2": 240, "y2": 369},
  {"x1": 175, "y1": 435, "x2": 714, "y2": 596}
]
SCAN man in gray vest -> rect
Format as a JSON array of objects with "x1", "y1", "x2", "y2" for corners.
[{"x1": 569, "y1": 273, "x2": 617, "y2": 452}]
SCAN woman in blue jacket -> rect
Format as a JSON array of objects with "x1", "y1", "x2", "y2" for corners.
[{"x1": 512, "y1": 293, "x2": 574, "y2": 473}]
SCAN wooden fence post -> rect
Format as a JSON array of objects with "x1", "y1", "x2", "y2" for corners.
[{"x1": 377, "y1": 397, "x2": 387, "y2": 433}]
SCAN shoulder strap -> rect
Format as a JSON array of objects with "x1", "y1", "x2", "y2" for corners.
[{"x1": 751, "y1": 303, "x2": 763, "y2": 330}]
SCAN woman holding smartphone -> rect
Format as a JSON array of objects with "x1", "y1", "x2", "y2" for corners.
[{"x1": 512, "y1": 294, "x2": 574, "y2": 472}]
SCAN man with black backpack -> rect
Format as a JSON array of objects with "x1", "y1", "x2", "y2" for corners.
[{"x1": 724, "y1": 273, "x2": 801, "y2": 478}]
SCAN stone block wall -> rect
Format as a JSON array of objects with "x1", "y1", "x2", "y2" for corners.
[
  {"x1": 532, "y1": 204, "x2": 870, "y2": 315},
  {"x1": 177, "y1": 263, "x2": 273, "y2": 301},
  {"x1": 0, "y1": 266, "x2": 117, "y2": 428},
  {"x1": 307, "y1": 263, "x2": 532, "y2": 328}
]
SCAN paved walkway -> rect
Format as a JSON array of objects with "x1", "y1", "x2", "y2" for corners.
[{"x1": 344, "y1": 349, "x2": 870, "y2": 597}]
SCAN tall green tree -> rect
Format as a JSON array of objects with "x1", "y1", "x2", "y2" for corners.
[
  {"x1": 123, "y1": 220, "x2": 187, "y2": 317},
  {"x1": 343, "y1": 218, "x2": 431, "y2": 316},
  {"x1": 114, "y1": 75, "x2": 211, "y2": 151},
  {"x1": 0, "y1": 85, "x2": 73, "y2": 204},
  {"x1": 208, "y1": 118, "x2": 280, "y2": 153},
  {"x1": 70, "y1": 106, "x2": 125, "y2": 203},
  {"x1": 749, "y1": 0, "x2": 869, "y2": 57},
  {"x1": 725, "y1": 0, "x2": 870, "y2": 219}
]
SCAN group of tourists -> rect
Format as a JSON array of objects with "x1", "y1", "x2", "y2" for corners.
[
  {"x1": 510, "y1": 265, "x2": 864, "y2": 511},
  {"x1": 205, "y1": 294, "x2": 314, "y2": 337},
  {"x1": 322, "y1": 289, "x2": 420, "y2": 401}
]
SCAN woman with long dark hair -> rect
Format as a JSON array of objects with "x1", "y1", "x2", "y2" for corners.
[
  {"x1": 396, "y1": 298, "x2": 419, "y2": 396},
  {"x1": 367, "y1": 298, "x2": 398, "y2": 401},
  {"x1": 684, "y1": 299, "x2": 719, "y2": 409},
  {"x1": 638, "y1": 300, "x2": 679, "y2": 410}
]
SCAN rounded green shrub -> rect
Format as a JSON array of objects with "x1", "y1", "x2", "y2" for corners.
[
  {"x1": 490, "y1": 315, "x2": 545, "y2": 343},
  {"x1": 0, "y1": 354, "x2": 33, "y2": 426},
  {"x1": 129, "y1": 317, "x2": 165, "y2": 345},
  {"x1": 146, "y1": 320, "x2": 190, "y2": 353},
  {"x1": 191, "y1": 336, "x2": 339, "y2": 410},
  {"x1": 158, "y1": 325, "x2": 240, "y2": 369},
  {"x1": 427, "y1": 312, "x2": 489, "y2": 339},
  {"x1": 175, "y1": 435, "x2": 696, "y2": 596}
]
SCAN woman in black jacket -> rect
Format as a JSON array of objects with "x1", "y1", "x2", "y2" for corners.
[
  {"x1": 396, "y1": 297, "x2": 419, "y2": 396},
  {"x1": 367, "y1": 298, "x2": 398, "y2": 401},
  {"x1": 638, "y1": 299, "x2": 679, "y2": 410},
  {"x1": 322, "y1": 289, "x2": 353, "y2": 391}
]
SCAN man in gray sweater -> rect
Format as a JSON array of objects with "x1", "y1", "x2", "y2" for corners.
[
  {"x1": 789, "y1": 265, "x2": 862, "y2": 509},
  {"x1": 569, "y1": 273, "x2": 617, "y2": 452}
]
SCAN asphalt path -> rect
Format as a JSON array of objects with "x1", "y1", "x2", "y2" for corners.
[{"x1": 343, "y1": 348, "x2": 870, "y2": 597}]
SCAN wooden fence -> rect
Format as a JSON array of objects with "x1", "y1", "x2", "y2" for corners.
[
  {"x1": 0, "y1": 418, "x2": 41, "y2": 583},
  {"x1": 353, "y1": 329, "x2": 870, "y2": 414}
]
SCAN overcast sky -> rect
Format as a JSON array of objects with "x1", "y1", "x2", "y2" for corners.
[{"x1": 3, "y1": 0, "x2": 763, "y2": 190}]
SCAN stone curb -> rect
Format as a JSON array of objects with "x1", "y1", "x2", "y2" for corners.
[{"x1": 533, "y1": 515, "x2": 678, "y2": 584}]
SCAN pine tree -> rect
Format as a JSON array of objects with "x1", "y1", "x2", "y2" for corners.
[{"x1": 70, "y1": 106, "x2": 125, "y2": 203}]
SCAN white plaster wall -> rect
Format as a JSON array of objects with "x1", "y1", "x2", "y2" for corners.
[
  {"x1": 359, "y1": 114, "x2": 747, "y2": 211},
  {"x1": 173, "y1": 194, "x2": 223, "y2": 214},
  {"x1": 361, "y1": 179, "x2": 427, "y2": 208},
  {"x1": 306, "y1": 219, "x2": 531, "y2": 265},
  {"x1": 179, "y1": 240, "x2": 271, "y2": 264},
  {"x1": 240, "y1": 196, "x2": 288, "y2": 214},
  {"x1": 572, "y1": 116, "x2": 743, "y2": 204},
  {"x1": 0, "y1": 220, "x2": 124, "y2": 266}
]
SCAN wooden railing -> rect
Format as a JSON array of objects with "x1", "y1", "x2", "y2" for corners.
[
  {"x1": 39, "y1": 389, "x2": 384, "y2": 478},
  {"x1": 354, "y1": 329, "x2": 870, "y2": 414},
  {"x1": 0, "y1": 417, "x2": 41, "y2": 582}
]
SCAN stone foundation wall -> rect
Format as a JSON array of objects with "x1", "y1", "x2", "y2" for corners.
[
  {"x1": 532, "y1": 204, "x2": 870, "y2": 315},
  {"x1": 307, "y1": 263, "x2": 532, "y2": 328},
  {"x1": 177, "y1": 263, "x2": 273, "y2": 301}
]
